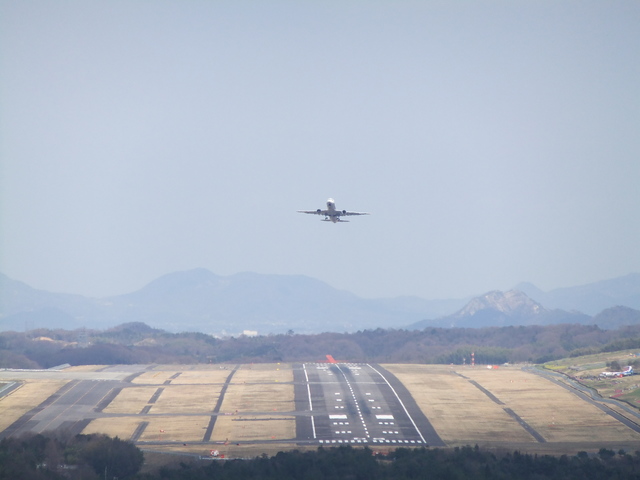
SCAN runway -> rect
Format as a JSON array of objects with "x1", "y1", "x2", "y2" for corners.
[
  {"x1": 0, "y1": 379, "x2": 124, "y2": 439},
  {"x1": 0, "y1": 365, "x2": 155, "y2": 440},
  {"x1": 294, "y1": 363, "x2": 445, "y2": 447},
  {"x1": 2, "y1": 363, "x2": 445, "y2": 447}
]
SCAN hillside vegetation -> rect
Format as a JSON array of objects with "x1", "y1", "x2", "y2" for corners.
[
  {"x1": 545, "y1": 349, "x2": 640, "y2": 407},
  {"x1": 4, "y1": 322, "x2": 640, "y2": 368}
]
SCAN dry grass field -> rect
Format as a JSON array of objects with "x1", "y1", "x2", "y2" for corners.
[
  {"x1": 150, "y1": 385, "x2": 222, "y2": 414},
  {"x1": 79, "y1": 364, "x2": 295, "y2": 449},
  {"x1": 82, "y1": 416, "x2": 145, "y2": 439},
  {"x1": 211, "y1": 363, "x2": 295, "y2": 442},
  {"x1": 139, "y1": 415, "x2": 212, "y2": 443},
  {"x1": 103, "y1": 386, "x2": 160, "y2": 414},
  {"x1": 218, "y1": 382, "x2": 294, "y2": 413},
  {"x1": 83, "y1": 415, "x2": 213, "y2": 443},
  {"x1": 0, "y1": 379, "x2": 68, "y2": 432},
  {"x1": 212, "y1": 415, "x2": 296, "y2": 442},
  {"x1": 384, "y1": 364, "x2": 640, "y2": 447},
  {"x1": 232, "y1": 363, "x2": 293, "y2": 384},
  {"x1": 463, "y1": 368, "x2": 640, "y2": 443},
  {"x1": 383, "y1": 364, "x2": 534, "y2": 444}
]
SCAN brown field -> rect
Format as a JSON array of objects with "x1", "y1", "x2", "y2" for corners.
[
  {"x1": 82, "y1": 416, "x2": 145, "y2": 439},
  {"x1": 463, "y1": 368, "x2": 640, "y2": 443},
  {"x1": 150, "y1": 385, "x2": 222, "y2": 414},
  {"x1": 0, "y1": 379, "x2": 68, "y2": 432},
  {"x1": 232, "y1": 363, "x2": 293, "y2": 384},
  {"x1": 383, "y1": 364, "x2": 534, "y2": 444},
  {"x1": 212, "y1": 415, "x2": 296, "y2": 443},
  {"x1": 103, "y1": 386, "x2": 160, "y2": 414},
  {"x1": 81, "y1": 364, "x2": 295, "y2": 448},
  {"x1": 219, "y1": 382, "x2": 294, "y2": 413},
  {"x1": 211, "y1": 364, "x2": 295, "y2": 441},
  {"x1": 83, "y1": 415, "x2": 212, "y2": 443},
  {"x1": 384, "y1": 364, "x2": 640, "y2": 447},
  {"x1": 139, "y1": 416, "x2": 212, "y2": 443}
]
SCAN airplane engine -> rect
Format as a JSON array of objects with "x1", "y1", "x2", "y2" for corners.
[
  {"x1": 316, "y1": 209, "x2": 322, "y2": 213},
  {"x1": 342, "y1": 210, "x2": 347, "y2": 215}
]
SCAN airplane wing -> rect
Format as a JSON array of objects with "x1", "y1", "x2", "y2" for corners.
[
  {"x1": 341, "y1": 211, "x2": 370, "y2": 216},
  {"x1": 297, "y1": 210, "x2": 329, "y2": 215}
]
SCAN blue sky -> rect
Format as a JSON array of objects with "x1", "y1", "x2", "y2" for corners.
[{"x1": 1, "y1": 1, "x2": 638, "y2": 300}]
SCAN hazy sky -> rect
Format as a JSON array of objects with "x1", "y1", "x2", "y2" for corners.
[{"x1": 1, "y1": 1, "x2": 638, "y2": 301}]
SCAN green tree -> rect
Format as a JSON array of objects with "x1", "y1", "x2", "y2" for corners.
[{"x1": 79, "y1": 434, "x2": 143, "y2": 479}]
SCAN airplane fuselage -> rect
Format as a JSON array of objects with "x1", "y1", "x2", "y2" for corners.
[{"x1": 322, "y1": 198, "x2": 347, "y2": 223}]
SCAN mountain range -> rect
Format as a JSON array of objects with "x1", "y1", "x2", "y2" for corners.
[{"x1": 1, "y1": 269, "x2": 640, "y2": 334}]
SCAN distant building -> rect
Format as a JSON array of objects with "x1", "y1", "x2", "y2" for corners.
[{"x1": 242, "y1": 330, "x2": 258, "y2": 337}]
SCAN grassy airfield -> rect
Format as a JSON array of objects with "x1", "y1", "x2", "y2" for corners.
[{"x1": 2, "y1": 361, "x2": 640, "y2": 458}]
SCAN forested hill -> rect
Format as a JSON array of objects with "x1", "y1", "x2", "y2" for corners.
[{"x1": 4, "y1": 322, "x2": 640, "y2": 368}]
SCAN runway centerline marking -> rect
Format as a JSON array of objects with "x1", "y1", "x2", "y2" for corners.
[{"x1": 334, "y1": 364, "x2": 370, "y2": 439}]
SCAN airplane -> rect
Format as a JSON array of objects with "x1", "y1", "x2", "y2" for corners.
[
  {"x1": 600, "y1": 366, "x2": 634, "y2": 378},
  {"x1": 298, "y1": 198, "x2": 370, "y2": 223}
]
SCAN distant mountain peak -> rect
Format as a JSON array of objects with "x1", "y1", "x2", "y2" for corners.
[
  {"x1": 453, "y1": 290, "x2": 545, "y2": 319},
  {"x1": 129, "y1": 268, "x2": 222, "y2": 296}
]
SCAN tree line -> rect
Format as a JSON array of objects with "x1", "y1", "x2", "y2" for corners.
[
  {"x1": 0, "y1": 432, "x2": 143, "y2": 480},
  {"x1": 3, "y1": 322, "x2": 640, "y2": 368},
  {"x1": 142, "y1": 445, "x2": 640, "y2": 480},
  {"x1": 5, "y1": 435, "x2": 640, "y2": 480}
]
